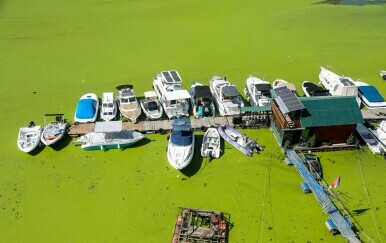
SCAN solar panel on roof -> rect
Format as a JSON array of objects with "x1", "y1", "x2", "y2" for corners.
[
  {"x1": 170, "y1": 71, "x2": 181, "y2": 82},
  {"x1": 162, "y1": 71, "x2": 174, "y2": 83},
  {"x1": 274, "y1": 87, "x2": 304, "y2": 113}
]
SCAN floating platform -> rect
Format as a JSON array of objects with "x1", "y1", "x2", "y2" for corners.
[
  {"x1": 68, "y1": 117, "x2": 236, "y2": 137},
  {"x1": 171, "y1": 207, "x2": 229, "y2": 243}
]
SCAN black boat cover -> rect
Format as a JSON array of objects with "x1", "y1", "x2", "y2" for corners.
[{"x1": 194, "y1": 86, "x2": 212, "y2": 99}]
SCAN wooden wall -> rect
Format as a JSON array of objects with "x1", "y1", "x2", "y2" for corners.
[{"x1": 314, "y1": 124, "x2": 356, "y2": 144}]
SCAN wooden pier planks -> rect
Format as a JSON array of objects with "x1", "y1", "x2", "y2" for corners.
[
  {"x1": 361, "y1": 108, "x2": 386, "y2": 121},
  {"x1": 68, "y1": 116, "x2": 237, "y2": 137}
]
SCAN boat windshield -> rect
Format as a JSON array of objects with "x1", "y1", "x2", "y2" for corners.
[
  {"x1": 129, "y1": 97, "x2": 136, "y2": 102},
  {"x1": 170, "y1": 130, "x2": 193, "y2": 146}
]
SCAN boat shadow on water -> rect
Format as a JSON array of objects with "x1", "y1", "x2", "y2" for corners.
[
  {"x1": 124, "y1": 137, "x2": 152, "y2": 149},
  {"x1": 180, "y1": 134, "x2": 204, "y2": 178},
  {"x1": 51, "y1": 135, "x2": 73, "y2": 151},
  {"x1": 28, "y1": 143, "x2": 45, "y2": 156}
]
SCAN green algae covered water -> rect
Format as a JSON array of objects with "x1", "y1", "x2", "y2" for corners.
[{"x1": 1, "y1": 0, "x2": 386, "y2": 242}]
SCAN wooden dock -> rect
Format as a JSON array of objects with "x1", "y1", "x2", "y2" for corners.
[
  {"x1": 361, "y1": 108, "x2": 386, "y2": 121},
  {"x1": 68, "y1": 117, "x2": 234, "y2": 137}
]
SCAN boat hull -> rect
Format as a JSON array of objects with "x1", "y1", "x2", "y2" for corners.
[
  {"x1": 82, "y1": 140, "x2": 141, "y2": 151},
  {"x1": 17, "y1": 126, "x2": 42, "y2": 153},
  {"x1": 218, "y1": 125, "x2": 263, "y2": 156},
  {"x1": 201, "y1": 127, "x2": 220, "y2": 158}
]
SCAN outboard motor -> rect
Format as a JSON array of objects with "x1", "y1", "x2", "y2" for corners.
[
  {"x1": 383, "y1": 74, "x2": 386, "y2": 81},
  {"x1": 28, "y1": 121, "x2": 35, "y2": 128}
]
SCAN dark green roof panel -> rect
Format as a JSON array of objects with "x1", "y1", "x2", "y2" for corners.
[{"x1": 299, "y1": 96, "x2": 364, "y2": 128}]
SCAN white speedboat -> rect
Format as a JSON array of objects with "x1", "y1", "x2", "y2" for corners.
[
  {"x1": 167, "y1": 118, "x2": 195, "y2": 170},
  {"x1": 17, "y1": 122, "x2": 42, "y2": 153},
  {"x1": 369, "y1": 121, "x2": 386, "y2": 150},
  {"x1": 209, "y1": 76, "x2": 244, "y2": 116},
  {"x1": 244, "y1": 76, "x2": 272, "y2": 106},
  {"x1": 190, "y1": 82, "x2": 215, "y2": 118},
  {"x1": 357, "y1": 123, "x2": 383, "y2": 155},
  {"x1": 302, "y1": 81, "x2": 331, "y2": 97},
  {"x1": 319, "y1": 66, "x2": 360, "y2": 105},
  {"x1": 272, "y1": 79, "x2": 298, "y2": 96},
  {"x1": 74, "y1": 93, "x2": 99, "y2": 124},
  {"x1": 41, "y1": 114, "x2": 68, "y2": 146},
  {"x1": 100, "y1": 92, "x2": 118, "y2": 121},
  {"x1": 201, "y1": 127, "x2": 220, "y2": 158},
  {"x1": 116, "y1": 85, "x2": 142, "y2": 123},
  {"x1": 354, "y1": 81, "x2": 386, "y2": 109},
  {"x1": 76, "y1": 121, "x2": 144, "y2": 151},
  {"x1": 140, "y1": 91, "x2": 163, "y2": 120},
  {"x1": 380, "y1": 71, "x2": 386, "y2": 81},
  {"x1": 153, "y1": 70, "x2": 191, "y2": 119}
]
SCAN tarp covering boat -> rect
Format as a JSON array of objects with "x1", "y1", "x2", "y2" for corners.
[
  {"x1": 194, "y1": 86, "x2": 212, "y2": 98},
  {"x1": 358, "y1": 85, "x2": 385, "y2": 103},
  {"x1": 76, "y1": 99, "x2": 97, "y2": 119}
]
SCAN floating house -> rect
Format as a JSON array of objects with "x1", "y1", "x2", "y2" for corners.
[{"x1": 270, "y1": 87, "x2": 364, "y2": 147}]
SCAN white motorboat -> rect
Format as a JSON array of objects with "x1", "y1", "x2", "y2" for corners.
[
  {"x1": 272, "y1": 79, "x2": 298, "y2": 96},
  {"x1": 76, "y1": 121, "x2": 145, "y2": 151},
  {"x1": 209, "y1": 76, "x2": 244, "y2": 116},
  {"x1": 140, "y1": 91, "x2": 163, "y2": 120},
  {"x1": 369, "y1": 121, "x2": 386, "y2": 151},
  {"x1": 302, "y1": 81, "x2": 331, "y2": 97},
  {"x1": 244, "y1": 76, "x2": 272, "y2": 106},
  {"x1": 201, "y1": 127, "x2": 221, "y2": 158},
  {"x1": 100, "y1": 92, "x2": 118, "y2": 121},
  {"x1": 167, "y1": 118, "x2": 195, "y2": 170},
  {"x1": 190, "y1": 82, "x2": 215, "y2": 118},
  {"x1": 74, "y1": 93, "x2": 99, "y2": 124},
  {"x1": 41, "y1": 114, "x2": 68, "y2": 146},
  {"x1": 353, "y1": 81, "x2": 386, "y2": 109},
  {"x1": 116, "y1": 85, "x2": 142, "y2": 123},
  {"x1": 356, "y1": 123, "x2": 383, "y2": 155},
  {"x1": 380, "y1": 71, "x2": 386, "y2": 81},
  {"x1": 17, "y1": 121, "x2": 42, "y2": 153},
  {"x1": 153, "y1": 70, "x2": 191, "y2": 119},
  {"x1": 319, "y1": 66, "x2": 360, "y2": 105}
]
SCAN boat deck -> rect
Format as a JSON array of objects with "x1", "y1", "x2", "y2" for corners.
[
  {"x1": 68, "y1": 117, "x2": 234, "y2": 136},
  {"x1": 356, "y1": 123, "x2": 382, "y2": 154}
]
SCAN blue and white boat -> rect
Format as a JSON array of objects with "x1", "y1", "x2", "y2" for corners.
[
  {"x1": 167, "y1": 119, "x2": 195, "y2": 170},
  {"x1": 354, "y1": 81, "x2": 386, "y2": 109},
  {"x1": 74, "y1": 93, "x2": 99, "y2": 124}
]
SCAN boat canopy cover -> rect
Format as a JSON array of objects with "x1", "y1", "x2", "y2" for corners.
[
  {"x1": 94, "y1": 121, "x2": 122, "y2": 133},
  {"x1": 164, "y1": 90, "x2": 191, "y2": 101},
  {"x1": 171, "y1": 119, "x2": 193, "y2": 146},
  {"x1": 222, "y1": 86, "x2": 239, "y2": 97},
  {"x1": 358, "y1": 85, "x2": 385, "y2": 102},
  {"x1": 254, "y1": 83, "x2": 272, "y2": 92},
  {"x1": 194, "y1": 86, "x2": 212, "y2": 99},
  {"x1": 76, "y1": 99, "x2": 97, "y2": 119}
]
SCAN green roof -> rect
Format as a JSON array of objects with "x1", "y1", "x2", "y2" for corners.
[
  {"x1": 299, "y1": 96, "x2": 364, "y2": 127},
  {"x1": 241, "y1": 106, "x2": 272, "y2": 112}
]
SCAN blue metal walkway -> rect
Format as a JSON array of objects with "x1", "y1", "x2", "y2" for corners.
[{"x1": 287, "y1": 150, "x2": 361, "y2": 243}]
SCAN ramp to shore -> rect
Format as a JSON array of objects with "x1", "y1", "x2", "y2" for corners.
[{"x1": 286, "y1": 150, "x2": 361, "y2": 243}]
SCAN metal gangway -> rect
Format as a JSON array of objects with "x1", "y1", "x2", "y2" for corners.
[{"x1": 286, "y1": 150, "x2": 361, "y2": 243}]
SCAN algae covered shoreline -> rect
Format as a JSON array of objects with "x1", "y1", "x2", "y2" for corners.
[{"x1": 1, "y1": 0, "x2": 386, "y2": 242}]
